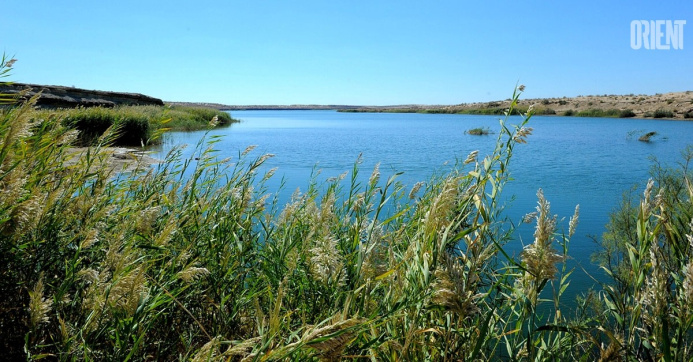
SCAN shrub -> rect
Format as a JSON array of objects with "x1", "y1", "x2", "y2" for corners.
[
  {"x1": 540, "y1": 108, "x2": 556, "y2": 115},
  {"x1": 460, "y1": 107, "x2": 524, "y2": 116},
  {"x1": 465, "y1": 127, "x2": 492, "y2": 135},
  {"x1": 59, "y1": 106, "x2": 151, "y2": 146},
  {"x1": 33, "y1": 105, "x2": 236, "y2": 146},
  {"x1": 563, "y1": 109, "x2": 575, "y2": 116},
  {"x1": 619, "y1": 109, "x2": 636, "y2": 118},
  {"x1": 575, "y1": 109, "x2": 620, "y2": 117},
  {"x1": 638, "y1": 131, "x2": 657, "y2": 142},
  {"x1": 653, "y1": 108, "x2": 674, "y2": 118}
]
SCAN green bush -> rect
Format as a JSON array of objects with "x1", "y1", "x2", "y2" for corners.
[
  {"x1": 638, "y1": 131, "x2": 657, "y2": 142},
  {"x1": 575, "y1": 109, "x2": 620, "y2": 117},
  {"x1": 465, "y1": 127, "x2": 492, "y2": 135},
  {"x1": 60, "y1": 106, "x2": 151, "y2": 146},
  {"x1": 619, "y1": 109, "x2": 636, "y2": 118},
  {"x1": 536, "y1": 107, "x2": 556, "y2": 115},
  {"x1": 34, "y1": 105, "x2": 236, "y2": 146},
  {"x1": 653, "y1": 108, "x2": 674, "y2": 118}
]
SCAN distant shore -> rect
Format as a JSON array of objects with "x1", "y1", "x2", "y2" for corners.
[
  {"x1": 5, "y1": 82, "x2": 690, "y2": 119},
  {"x1": 337, "y1": 91, "x2": 693, "y2": 120},
  {"x1": 170, "y1": 91, "x2": 693, "y2": 120},
  {"x1": 166, "y1": 102, "x2": 363, "y2": 111}
]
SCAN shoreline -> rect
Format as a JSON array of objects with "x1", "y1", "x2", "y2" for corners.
[
  {"x1": 335, "y1": 91, "x2": 693, "y2": 120},
  {"x1": 170, "y1": 90, "x2": 693, "y2": 120},
  {"x1": 65, "y1": 147, "x2": 160, "y2": 173}
]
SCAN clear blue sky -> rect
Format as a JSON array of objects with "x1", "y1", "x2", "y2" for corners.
[{"x1": 3, "y1": 1, "x2": 692, "y2": 105}]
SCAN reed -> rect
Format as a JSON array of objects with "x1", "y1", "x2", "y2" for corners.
[
  {"x1": 30, "y1": 104, "x2": 236, "y2": 146},
  {"x1": 575, "y1": 108, "x2": 621, "y2": 118},
  {"x1": 3, "y1": 56, "x2": 693, "y2": 361},
  {"x1": 591, "y1": 149, "x2": 693, "y2": 360},
  {"x1": 653, "y1": 108, "x2": 675, "y2": 119}
]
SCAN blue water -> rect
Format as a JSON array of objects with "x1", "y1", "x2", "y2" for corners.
[{"x1": 150, "y1": 110, "x2": 693, "y2": 299}]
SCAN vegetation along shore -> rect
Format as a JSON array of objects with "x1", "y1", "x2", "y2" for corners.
[
  {"x1": 2, "y1": 54, "x2": 693, "y2": 360},
  {"x1": 338, "y1": 91, "x2": 693, "y2": 119},
  {"x1": 169, "y1": 91, "x2": 693, "y2": 120},
  {"x1": 0, "y1": 83, "x2": 236, "y2": 147}
]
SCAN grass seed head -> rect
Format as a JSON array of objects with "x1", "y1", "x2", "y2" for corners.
[
  {"x1": 513, "y1": 127, "x2": 533, "y2": 144},
  {"x1": 192, "y1": 336, "x2": 221, "y2": 362},
  {"x1": 464, "y1": 150, "x2": 479, "y2": 165},
  {"x1": 178, "y1": 266, "x2": 211, "y2": 283},
  {"x1": 369, "y1": 162, "x2": 380, "y2": 185},
  {"x1": 520, "y1": 189, "x2": 563, "y2": 281},
  {"x1": 408, "y1": 181, "x2": 424, "y2": 200},
  {"x1": 682, "y1": 261, "x2": 693, "y2": 310},
  {"x1": 569, "y1": 204, "x2": 580, "y2": 238},
  {"x1": 208, "y1": 115, "x2": 219, "y2": 127},
  {"x1": 640, "y1": 242, "x2": 668, "y2": 329},
  {"x1": 423, "y1": 177, "x2": 458, "y2": 235},
  {"x1": 241, "y1": 145, "x2": 257, "y2": 156},
  {"x1": 310, "y1": 235, "x2": 346, "y2": 287},
  {"x1": 431, "y1": 255, "x2": 480, "y2": 319},
  {"x1": 302, "y1": 318, "x2": 365, "y2": 361},
  {"x1": 28, "y1": 273, "x2": 53, "y2": 328},
  {"x1": 80, "y1": 228, "x2": 100, "y2": 249}
]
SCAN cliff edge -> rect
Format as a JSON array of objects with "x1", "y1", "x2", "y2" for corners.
[{"x1": 0, "y1": 83, "x2": 164, "y2": 108}]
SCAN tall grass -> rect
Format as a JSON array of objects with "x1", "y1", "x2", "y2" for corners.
[
  {"x1": 3, "y1": 56, "x2": 693, "y2": 360},
  {"x1": 30, "y1": 104, "x2": 236, "y2": 146},
  {"x1": 591, "y1": 152, "x2": 693, "y2": 360},
  {"x1": 575, "y1": 109, "x2": 621, "y2": 118},
  {"x1": 653, "y1": 108, "x2": 675, "y2": 119}
]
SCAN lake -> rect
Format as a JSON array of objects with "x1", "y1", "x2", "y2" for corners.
[{"x1": 150, "y1": 110, "x2": 693, "y2": 298}]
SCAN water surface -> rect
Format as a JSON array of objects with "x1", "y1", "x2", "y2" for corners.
[{"x1": 150, "y1": 110, "x2": 693, "y2": 296}]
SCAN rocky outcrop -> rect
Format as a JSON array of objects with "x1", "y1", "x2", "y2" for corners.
[{"x1": 0, "y1": 83, "x2": 164, "y2": 108}]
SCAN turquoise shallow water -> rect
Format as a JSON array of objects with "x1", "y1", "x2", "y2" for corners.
[{"x1": 150, "y1": 110, "x2": 693, "y2": 299}]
